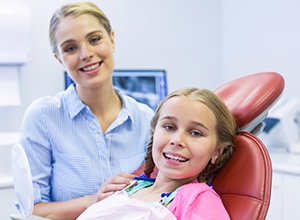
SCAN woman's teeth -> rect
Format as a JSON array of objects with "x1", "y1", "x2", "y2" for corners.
[
  {"x1": 164, "y1": 153, "x2": 188, "y2": 162},
  {"x1": 82, "y1": 63, "x2": 99, "y2": 71}
]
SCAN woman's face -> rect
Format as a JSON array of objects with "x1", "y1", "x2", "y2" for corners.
[
  {"x1": 54, "y1": 14, "x2": 115, "y2": 90},
  {"x1": 152, "y1": 96, "x2": 223, "y2": 182}
]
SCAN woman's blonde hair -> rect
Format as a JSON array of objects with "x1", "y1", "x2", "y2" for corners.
[
  {"x1": 144, "y1": 88, "x2": 237, "y2": 182},
  {"x1": 49, "y1": 1, "x2": 112, "y2": 53}
]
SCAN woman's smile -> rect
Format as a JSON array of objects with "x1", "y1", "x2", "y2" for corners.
[{"x1": 79, "y1": 61, "x2": 102, "y2": 75}]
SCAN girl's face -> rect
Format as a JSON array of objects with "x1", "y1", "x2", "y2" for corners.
[
  {"x1": 152, "y1": 96, "x2": 223, "y2": 183},
  {"x1": 54, "y1": 14, "x2": 114, "y2": 90}
]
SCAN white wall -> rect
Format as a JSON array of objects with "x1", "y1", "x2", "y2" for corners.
[
  {"x1": 0, "y1": 0, "x2": 222, "y2": 132},
  {"x1": 222, "y1": 0, "x2": 300, "y2": 100}
]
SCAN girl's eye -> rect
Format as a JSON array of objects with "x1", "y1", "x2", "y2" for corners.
[
  {"x1": 90, "y1": 36, "x2": 100, "y2": 44},
  {"x1": 190, "y1": 130, "x2": 202, "y2": 137},
  {"x1": 64, "y1": 45, "x2": 77, "y2": 53},
  {"x1": 164, "y1": 124, "x2": 175, "y2": 131}
]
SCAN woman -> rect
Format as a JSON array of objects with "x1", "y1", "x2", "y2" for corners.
[{"x1": 19, "y1": 2, "x2": 153, "y2": 219}]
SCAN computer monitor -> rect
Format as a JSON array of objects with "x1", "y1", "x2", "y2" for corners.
[{"x1": 64, "y1": 69, "x2": 167, "y2": 110}]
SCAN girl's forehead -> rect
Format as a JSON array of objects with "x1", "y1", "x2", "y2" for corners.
[
  {"x1": 162, "y1": 96, "x2": 202, "y2": 109},
  {"x1": 159, "y1": 96, "x2": 213, "y2": 118}
]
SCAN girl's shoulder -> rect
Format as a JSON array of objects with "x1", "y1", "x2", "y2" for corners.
[
  {"x1": 178, "y1": 181, "x2": 216, "y2": 197},
  {"x1": 170, "y1": 181, "x2": 230, "y2": 220}
]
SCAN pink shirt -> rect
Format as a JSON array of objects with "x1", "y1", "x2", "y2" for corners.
[{"x1": 169, "y1": 180, "x2": 230, "y2": 220}]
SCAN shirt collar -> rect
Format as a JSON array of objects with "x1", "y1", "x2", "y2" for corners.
[
  {"x1": 65, "y1": 85, "x2": 134, "y2": 124},
  {"x1": 65, "y1": 84, "x2": 86, "y2": 119},
  {"x1": 114, "y1": 87, "x2": 135, "y2": 124}
]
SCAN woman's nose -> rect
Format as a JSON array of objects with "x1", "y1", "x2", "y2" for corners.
[
  {"x1": 80, "y1": 44, "x2": 93, "y2": 60},
  {"x1": 169, "y1": 131, "x2": 186, "y2": 147}
]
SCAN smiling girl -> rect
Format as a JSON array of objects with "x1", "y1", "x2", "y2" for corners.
[{"x1": 78, "y1": 88, "x2": 236, "y2": 220}]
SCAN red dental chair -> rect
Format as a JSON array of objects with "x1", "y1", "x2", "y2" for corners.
[{"x1": 133, "y1": 72, "x2": 285, "y2": 220}]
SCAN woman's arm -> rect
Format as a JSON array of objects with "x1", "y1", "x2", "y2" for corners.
[{"x1": 33, "y1": 172, "x2": 135, "y2": 219}]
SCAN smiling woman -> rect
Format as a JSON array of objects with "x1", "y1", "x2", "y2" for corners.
[{"x1": 17, "y1": 1, "x2": 154, "y2": 219}]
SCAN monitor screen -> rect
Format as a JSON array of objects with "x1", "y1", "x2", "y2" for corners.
[{"x1": 65, "y1": 69, "x2": 167, "y2": 110}]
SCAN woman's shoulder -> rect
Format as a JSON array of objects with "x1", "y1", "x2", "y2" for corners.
[
  {"x1": 117, "y1": 90, "x2": 154, "y2": 116},
  {"x1": 25, "y1": 90, "x2": 68, "y2": 116}
]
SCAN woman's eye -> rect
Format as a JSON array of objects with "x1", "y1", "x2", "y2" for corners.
[
  {"x1": 64, "y1": 45, "x2": 77, "y2": 53},
  {"x1": 90, "y1": 36, "x2": 100, "y2": 44}
]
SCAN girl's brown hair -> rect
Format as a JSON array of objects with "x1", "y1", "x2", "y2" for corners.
[{"x1": 144, "y1": 88, "x2": 237, "y2": 182}]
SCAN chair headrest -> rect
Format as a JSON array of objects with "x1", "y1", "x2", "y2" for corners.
[{"x1": 214, "y1": 72, "x2": 285, "y2": 134}]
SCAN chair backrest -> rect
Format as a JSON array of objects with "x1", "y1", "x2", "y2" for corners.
[
  {"x1": 211, "y1": 72, "x2": 284, "y2": 220},
  {"x1": 133, "y1": 71, "x2": 285, "y2": 220},
  {"x1": 211, "y1": 131, "x2": 272, "y2": 220}
]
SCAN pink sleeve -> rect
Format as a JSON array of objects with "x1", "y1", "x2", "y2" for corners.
[{"x1": 169, "y1": 182, "x2": 230, "y2": 220}]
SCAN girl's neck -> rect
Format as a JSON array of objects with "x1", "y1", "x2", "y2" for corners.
[{"x1": 150, "y1": 173, "x2": 195, "y2": 195}]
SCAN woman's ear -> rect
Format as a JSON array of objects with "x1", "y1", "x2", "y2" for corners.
[
  {"x1": 211, "y1": 145, "x2": 225, "y2": 164},
  {"x1": 110, "y1": 30, "x2": 115, "y2": 50},
  {"x1": 54, "y1": 53, "x2": 63, "y2": 65}
]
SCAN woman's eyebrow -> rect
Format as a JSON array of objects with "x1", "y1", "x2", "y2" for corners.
[
  {"x1": 59, "y1": 39, "x2": 75, "y2": 48},
  {"x1": 86, "y1": 30, "x2": 104, "y2": 39},
  {"x1": 59, "y1": 30, "x2": 104, "y2": 48}
]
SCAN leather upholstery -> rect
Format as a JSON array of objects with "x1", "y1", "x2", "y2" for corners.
[
  {"x1": 133, "y1": 72, "x2": 285, "y2": 220},
  {"x1": 211, "y1": 132, "x2": 272, "y2": 220},
  {"x1": 214, "y1": 72, "x2": 285, "y2": 133}
]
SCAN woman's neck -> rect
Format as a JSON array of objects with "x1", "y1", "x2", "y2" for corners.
[{"x1": 76, "y1": 83, "x2": 122, "y2": 132}]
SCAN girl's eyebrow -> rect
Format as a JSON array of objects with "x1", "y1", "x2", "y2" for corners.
[
  {"x1": 160, "y1": 116, "x2": 209, "y2": 131},
  {"x1": 191, "y1": 121, "x2": 209, "y2": 132}
]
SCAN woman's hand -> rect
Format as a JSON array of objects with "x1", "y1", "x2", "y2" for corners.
[{"x1": 89, "y1": 172, "x2": 135, "y2": 205}]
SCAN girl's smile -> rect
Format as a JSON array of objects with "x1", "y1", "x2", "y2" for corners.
[{"x1": 152, "y1": 96, "x2": 221, "y2": 182}]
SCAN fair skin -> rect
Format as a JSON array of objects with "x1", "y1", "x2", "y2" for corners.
[
  {"x1": 54, "y1": 14, "x2": 120, "y2": 132},
  {"x1": 33, "y1": 14, "x2": 134, "y2": 220},
  {"x1": 131, "y1": 96, "x2": 224, "y2": 203}
]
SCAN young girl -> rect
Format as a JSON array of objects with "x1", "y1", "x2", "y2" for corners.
[
  {"x1": 19, "y1": 2, "x2": 153, "y2": 219},
  {"x1": 78, "y1": 88, "x2": 236, "y2": 219}
]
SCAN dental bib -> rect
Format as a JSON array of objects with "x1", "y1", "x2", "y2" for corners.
[{"x1": 77, "y1": 188, "x2": 176, "y2": 220}]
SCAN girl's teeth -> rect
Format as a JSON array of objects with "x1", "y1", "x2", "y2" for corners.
[{"x1": 165, "y1": 153, "x2": 188, "y2": 162}]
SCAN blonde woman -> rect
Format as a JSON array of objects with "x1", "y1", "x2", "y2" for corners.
[{"x1": 19, "y1": 2, "x2": 153, "y2": 219}]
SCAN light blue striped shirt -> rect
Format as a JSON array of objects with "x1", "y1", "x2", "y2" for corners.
[{"x1": 19, "y1": 85, "x2": 154, "y2": 203}]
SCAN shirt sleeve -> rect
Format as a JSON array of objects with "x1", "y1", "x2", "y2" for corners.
[
  {"x1": 20, "y1": 98, "x2": 52, "y2": 203},
  {"x1": 169, "y1": 183, "x2": 230, "y2": 220}
]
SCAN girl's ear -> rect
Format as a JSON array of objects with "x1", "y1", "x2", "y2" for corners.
[{"x1": 211, "y1": 145, "x2": 225, "y2": 164}]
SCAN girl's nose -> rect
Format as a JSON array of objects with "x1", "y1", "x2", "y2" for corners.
[{"x1": 169, "y1": 130, "x2": 186, "y2": 147}]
